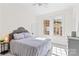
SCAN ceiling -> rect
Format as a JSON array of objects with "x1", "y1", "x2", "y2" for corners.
[
  {"x1": 25, "y1": 3, "x2": 79, "y2": 16},
  {"x1": 0, "y1": 3, "x2": 79, "y2": 16}
]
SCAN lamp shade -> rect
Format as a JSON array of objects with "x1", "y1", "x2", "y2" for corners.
[{"x1": 4, "y1": 34, "x2": 9, "y2": 43}]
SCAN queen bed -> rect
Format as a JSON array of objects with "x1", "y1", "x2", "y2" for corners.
[{"x1": 9, "y1": 27, "x2": 52, "y2": 56}]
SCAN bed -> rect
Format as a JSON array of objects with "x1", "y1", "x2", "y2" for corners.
[{"x1": 9, "y1": 27, "x2": 52, "y2": 56}]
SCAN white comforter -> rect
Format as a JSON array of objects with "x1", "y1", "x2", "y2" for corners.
[{"x1": 10, "y1": 37, "x2": 51, "y2": 56}]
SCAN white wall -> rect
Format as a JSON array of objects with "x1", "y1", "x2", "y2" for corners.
[
  {"x1": 73, "y1": 6, "x2": 79, "y2": 36},
  {"x1": 36, "y1": 8, "x2": 75, "y2": 45},
  {"x1": 0, "y1": 6, "x2": 2, "y2": 36},
  {"x1": 0, "y1": 4, "x2": 36, "y2": 35}
]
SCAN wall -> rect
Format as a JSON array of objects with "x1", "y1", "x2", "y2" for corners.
[
  {"x1": 73, "y1": 7, "x2": 79, "y2": 36},
  {"x1": 0, "y1": 5, "x2": 3, "y2": 36},
  {"x1": 0, "y1": 3, "x2": 78, "y2": 45},
  {"x1": 0, "y1": 4, "x2": 36, "y2": 36},
  {"x1": 36, "y1": 8, "x2": 75, "y2": 45}
]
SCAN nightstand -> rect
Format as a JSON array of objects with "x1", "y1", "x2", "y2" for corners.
[{"x1": 0, "y1": 42, "x2": 10, "y2": 54}]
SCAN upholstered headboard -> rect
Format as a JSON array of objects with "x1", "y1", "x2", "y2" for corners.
[{"x1": 9, "y1": 27, "x2": 29, "y2": 39}]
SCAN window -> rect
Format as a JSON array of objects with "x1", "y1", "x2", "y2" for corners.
[
  {"x1": 52, "y1": 46, "x2": 67, "y2": 56},
  {"x1": 54, "y1": 19, "x2": 62, "y2": 36},
  {"x1": 43, "y1": 20, "x2": 50, "y2": 35}
]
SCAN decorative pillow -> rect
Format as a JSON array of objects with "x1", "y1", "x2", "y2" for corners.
[
  {"x1": 13, "y1": 33, "x2": 24, "y2": 40},
  {"x1": 23, "y1": 32, "x2": 32, "y2": 38}
]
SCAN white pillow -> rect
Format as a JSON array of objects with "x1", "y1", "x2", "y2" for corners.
[
  {"x1": 23, "y1": 33, "x2": 32, "y2": 38},
  {"x1": 13, "y1": 33, "x2": 24, "y2": 40}
]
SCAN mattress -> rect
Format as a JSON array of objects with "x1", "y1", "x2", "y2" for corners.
[{"x1": 10, "y1": 37, "x2": 51, "y2": 56}]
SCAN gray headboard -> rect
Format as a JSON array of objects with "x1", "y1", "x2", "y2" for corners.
[{"x1": 9, "y1": 27, "x2": 29, "y2": 39}]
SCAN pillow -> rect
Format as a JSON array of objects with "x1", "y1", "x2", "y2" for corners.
[
  {"x1": 13, "y1": 33, "x2": 24, "y2": 40},
  {"x1": 23, "y1": 32, "x2": 32, "y2": 38}
]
